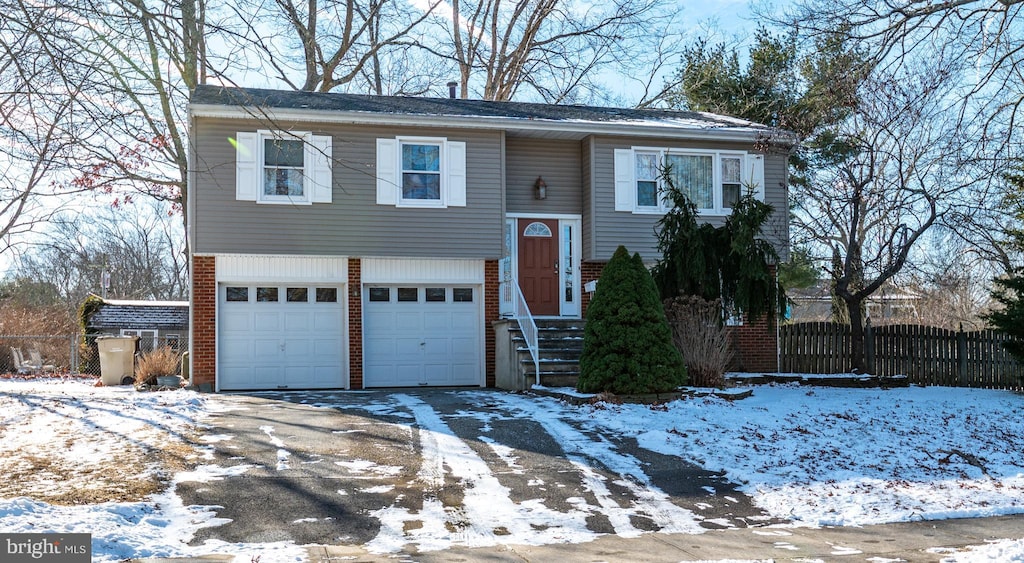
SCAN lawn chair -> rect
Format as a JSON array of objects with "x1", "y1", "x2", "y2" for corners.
[
  {"x1": 9, "y1": 347, "x2": 35, "y2": 375},
  {"x1": 27, "y1": 349, "x2": 56, "y2": 374}
]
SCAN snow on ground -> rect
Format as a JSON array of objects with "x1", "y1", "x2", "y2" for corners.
[
  {"x1": 0, "y1": 379, "x2": 305, "y2": 562},
  {"x1": 0, "y1": 378, "x2": 1022, "y2": 561},
  {"x1": 539, "y1": 385, "x2": 1024, "y2": 527}
]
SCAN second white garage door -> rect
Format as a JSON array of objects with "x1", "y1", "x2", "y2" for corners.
[{"x1": 363, "y1": 285, "x2": 482, "y2": 387}]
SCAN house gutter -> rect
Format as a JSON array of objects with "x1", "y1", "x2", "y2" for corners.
[{"x1": 189, "y1": 104, "x2": 799, "y2": 146}]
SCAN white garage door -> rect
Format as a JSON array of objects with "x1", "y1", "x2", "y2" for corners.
[
  {"x1": 219, "y1": 284, "x2": 345, "y2": 390},
  {"x1": 363, "y1": 286, "x2": 482, "y2": 387}
]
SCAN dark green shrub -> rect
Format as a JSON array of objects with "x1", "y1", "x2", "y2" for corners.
[{"x1": 577, "y1": 246, "x2": 687, "y2": 394}]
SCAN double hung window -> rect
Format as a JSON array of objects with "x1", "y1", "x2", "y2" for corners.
[
  {"x1": 615, "y1": 147, "x2": 762, "y2": 215},
  {"x1": 234, "y1": 130, "x2": 333, "y2": 204},
  {"x1": 376, "y1": 136, "x2": 467, "y2": 208},
  {"x1": 400, "y1": 142, "x2": 442, "y2": 202}
]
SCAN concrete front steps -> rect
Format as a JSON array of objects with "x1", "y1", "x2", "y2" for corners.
[{"x1": 494, "y1": 318, "x2": 585, "y2": 390}]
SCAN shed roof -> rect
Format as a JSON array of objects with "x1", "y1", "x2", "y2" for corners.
[{"x1": 87, "y1": 299, "x2": 189, "y2": 331}]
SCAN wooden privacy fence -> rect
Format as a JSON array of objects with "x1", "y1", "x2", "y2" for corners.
[{"x1": 780, "y1": 322, "x2": 1024, "y2": 389}]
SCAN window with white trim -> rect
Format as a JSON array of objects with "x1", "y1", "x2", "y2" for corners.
[
  {"x1": 234, "y1": 130, "x2": 333, "y2": 204},
  {"x1": 376, "y1": 136, "x2": 467, "y2": 208},
  {"x1": 401, "y1": 142, "x2": 442, "y2": 202},
  {"x1": 614, "y1": 147, "x2": 764, "y2": 216}
]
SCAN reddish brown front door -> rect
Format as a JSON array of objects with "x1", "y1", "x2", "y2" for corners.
[{"x1": 518, "y1": 219, "x2": 559, "y2": 316}]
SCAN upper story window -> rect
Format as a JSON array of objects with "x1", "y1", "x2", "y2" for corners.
[
  {"x1": 263, "y1": 137, "x2": 305, "y2": 199},
  {"x1": 615, "y1": 147, "x2": 764, "y2": 216},
  {"x1": 234, "y1": 130, "x2": 333, "y2": 205},
  {"x1": 376, "y1": 136, "x2": 466, "y2": 208},
  {"x1": 401, "y1": 142, "x2": 442, "y2": 202}
]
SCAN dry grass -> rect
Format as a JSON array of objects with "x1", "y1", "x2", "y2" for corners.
[{"x1": 135, "y1": 346, "x2": 181, "y2": 386}]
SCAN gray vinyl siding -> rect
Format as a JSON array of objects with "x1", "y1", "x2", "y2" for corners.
[
  {"x1": 581, "y1": 136, "x2": 595, "y2": 260},
  {"x1": 589, "y1": 136, "x2": 789, "y2": 261},
  {"x1": 504, "y1": 137, "x2": 582, "y2": 214},
  {"x1": 191, "y1": 117, "x2": 504, "y2": 258}
]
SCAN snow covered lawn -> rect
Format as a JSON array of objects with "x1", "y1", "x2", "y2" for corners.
[
  {"x1": 0, "y1": 378, "x2": 1021, "y2": 562},
  {"x1": 0, "y1": 379, "x2": 305, "y2": 562},
  {"x1": 569, "y1": 384, "x2": 1024, "y2": 526}
]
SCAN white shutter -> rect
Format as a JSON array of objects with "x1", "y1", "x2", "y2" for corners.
[
  {"x1": 447, "y1": 141, "x2": 467, "y2": 207},
  {"x1": 613, "y1": 148, "x2": 635, "y2": 212},
  {"x1": 376, "y1": 138, "x2": 398, "y2": 205},
  {"x1": 746, "y1": 153, "x2": 766, "y2": 202},
  {"x1": 309, "y1": 134, "x2": 333, "y2": 203},
  {"x1": 235, "y1": 132, "x2": 259, "y2": 201}
]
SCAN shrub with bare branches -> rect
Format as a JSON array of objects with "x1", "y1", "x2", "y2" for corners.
[
  {"x1": 664, "y1": 295, "x2": 733, "y2": 388},
  {"x1": 135, "y1": 347, "x2": 180, "y2": 386}
]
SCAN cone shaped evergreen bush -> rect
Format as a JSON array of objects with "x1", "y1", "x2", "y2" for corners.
[{"x1": 577, "y1": 246, "x2": 687, "y2": 394}]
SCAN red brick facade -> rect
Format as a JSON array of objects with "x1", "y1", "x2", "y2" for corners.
[
  {"x1": 726, "y1": 314, "x2": 779, "y2": 373},
  {"x1": 580, "y1": 260, "x2": 606, "y2": 318},
  {"x1": 348, "y1": 258, "x2": 363, "y2": 389},
  {"x1": 190, "y1": 255, "x2": 217, "y2": 387},
  {"x1": 485, "y1": 260, "x2": 499, "y2": 387}
]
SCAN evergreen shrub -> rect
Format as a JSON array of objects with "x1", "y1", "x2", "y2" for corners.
[{"x1": 577, "y1": 246, "x2": 687, "y2": 394}]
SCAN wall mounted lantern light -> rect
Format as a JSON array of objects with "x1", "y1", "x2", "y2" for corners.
[{"x1": 534, "y1": 176, "x2": 547, "y2": 200}]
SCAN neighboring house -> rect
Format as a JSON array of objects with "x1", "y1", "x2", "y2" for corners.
[
  {"x1": 85, "y1": 296, "x2": 189, "y2": 352},
  {"x1": 188, "y1": 85, "x2": 794, "y2": 391},
  {"x1": 787, "y1": 281, "x2": 921, "y2": 323}
]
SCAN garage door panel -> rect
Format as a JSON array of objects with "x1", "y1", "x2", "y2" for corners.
[
  {"x1": 365, "y1": 337, "x2": 396, "y2": 357},
  {"x1": 219, "y1": 284, "x2": 345, "y2": 390},
  {"x1": 422, "y1": 338, "x2": 449, "y2": 357},
  {"x1": 284, "y1": 312, "x2": 311, "y2": 331},
  {"x1": 395, "y1": 338, "x2": 423, "y2": 357},
  {"x1": 313, "y1": 312, "x2": 342, "y2": 331},
  {"x1": 395, "y1": 311, "x2": 423, "y2": 329},
  {"x1": 283, "y1": 340, "x2": 310, "y2": 358},
  {"x1": 423, "y1": 363, "x2": 449, "y2": 383},
  {"x1": 222, "y1": 312, "x2": 251, "y2": 331},
  {"x1": 253, "y1": 312, "x2": 282, "y2": 331},
  {"x1": 426, "y1": 316, "x2": 458, "y2": 331},
  {"x1": 451, "y1": 311, "x2": 476, "y2": 327},
  {"x1": 363, "y1": 285, "x2": 481, "y2": 388}
]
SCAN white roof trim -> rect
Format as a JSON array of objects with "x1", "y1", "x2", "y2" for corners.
[
  {"x1": 103, "y1": 299, "x2": 189, "y2": 307},
  {"x1": 189, "y1": 104, "x2": 796, "y2": 144}
]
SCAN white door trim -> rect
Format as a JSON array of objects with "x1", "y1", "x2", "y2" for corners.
[{"x1": 506, "y1": 215, "x2": 582, "y2": 318}]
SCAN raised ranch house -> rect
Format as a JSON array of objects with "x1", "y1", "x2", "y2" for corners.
[{"x1": 187, "y1": 85, "x2": 793, "y2": 391}]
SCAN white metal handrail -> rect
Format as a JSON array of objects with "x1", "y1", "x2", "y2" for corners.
[{"x1": 503, "y1": 278, "x2": 541, "y2": 386}]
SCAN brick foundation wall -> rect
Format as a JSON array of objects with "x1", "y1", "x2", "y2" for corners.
[
  {"x1": 485, "y1": 259, "x2": 499, "y2": 387},
  {"x1": 191, "y1": 255, "x2": 216, "y2": 388},
  {"x1": 726, "y1": 313, "x2": 779, "y2": 373},
  {"x1": 580, "y1": 261, "x2": 606, "y2": 318},
  {"x1": 348, "y1": 258, "x2": 363, "y2": 390}
]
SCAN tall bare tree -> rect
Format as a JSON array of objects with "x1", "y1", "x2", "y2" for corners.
[
  {"x1": 13, "y1": 202, "x2": 188, "y2": 310},
  {"x1": 797, "y1": 62, "x2": 985, "y2": 370},
  {"x1": 434, "y1": 0, "x2": 676, "y2": 102},
  {"x1": 239, "y1": 0, "x2": 442, "y2": 93},
  {"x1": 0, "y1": 6, "x2": 93, "y2": 257},
  {"x1": 0, "y1": 0, "x2": 219, "y2": 242}
]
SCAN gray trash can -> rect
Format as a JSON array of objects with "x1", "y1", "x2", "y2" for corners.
[{"x1": 97, "y1": 335, "x2": 138, "y2": 385}]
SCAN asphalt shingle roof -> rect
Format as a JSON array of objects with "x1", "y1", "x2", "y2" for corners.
[
  {"x1": 190, "y1": 85, "x2": 775, "y2": 132},
  {"x1": 88, "y1": 301, "x2": 189, "y2": 331}
]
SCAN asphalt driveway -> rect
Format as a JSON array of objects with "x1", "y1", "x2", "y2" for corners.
[{"x1": 176, "y1": 389, "x2": 779, "y2": 554}]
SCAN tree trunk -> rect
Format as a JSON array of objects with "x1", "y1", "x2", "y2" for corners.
[{"x1": 847, "y1": 297, "x2": 866, "y2": 373}]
